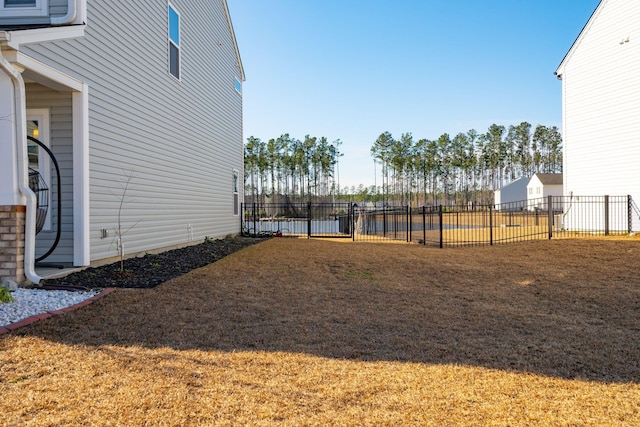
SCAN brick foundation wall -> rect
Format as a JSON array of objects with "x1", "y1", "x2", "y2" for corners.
[{"x1": 0, "y1": 205, "x2": 26, "y2": 284}]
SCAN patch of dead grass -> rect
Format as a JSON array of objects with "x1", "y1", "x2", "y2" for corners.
[{"x1": 1, "y1": 238, "x2": 640, "y2": 425}]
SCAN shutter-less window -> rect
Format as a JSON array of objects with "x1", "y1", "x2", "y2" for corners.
[
  {"x1": 168, "y1": 4, "x2": 180, "y2": 79},
  {"x1": 4, "y1": 0, "x2": 37, "y2": 6}
]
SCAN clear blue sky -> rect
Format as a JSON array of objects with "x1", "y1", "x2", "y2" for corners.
[{"x1": 226, "y1": 0, "x2": 600, "y2": 189}]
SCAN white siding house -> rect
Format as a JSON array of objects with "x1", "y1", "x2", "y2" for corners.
[
  {"x1": 526, "y1": 173, "x2": 563, "y2": 211},
  {"x1": 0, "y1": 0, "x2": 245, "y2": 284},
  {"x1": 495, "y1": 174, "x2": 563, "y2": 211},
  {"x1": 555, "y1": 0, "x2": 640, "y2": 232},
  {"x1": 494, "y1": 177, "x2": 528, "y2": 210}
]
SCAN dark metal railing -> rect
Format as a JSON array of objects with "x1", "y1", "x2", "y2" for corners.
[
  {"x1": 242, "y1": 202, "x2": 353, "y2": 238},
  {"x1": 241, "y1": 195, "x2": 633, "y2": 247}
]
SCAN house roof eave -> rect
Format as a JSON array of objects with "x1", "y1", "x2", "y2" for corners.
[
  {"x1": 222, "y1": 0, "x2": 245, "y2": 82},
  {"x1": 555, "y1": 0, "x2": 606, "y2": 77},
  {"x1": 2, "y1": 24, "x2": 84, "y2": 50}
]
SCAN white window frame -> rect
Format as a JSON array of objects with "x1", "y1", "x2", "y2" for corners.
[
  {"x1": 27, "y1": 108, "x2": 52, "y2": 231},
  {"x1": 233, "y1": 169, "x2": 239, "y2": 216},
  {"x1": 168, "y1": 3, "x2": 181, "y2": 80},
  {"x1": 234, "y1": 77, "x2": 242, "y2": 94},
  {"x1": 0, "y1": 0, "x2": 49, "y2": 17}
]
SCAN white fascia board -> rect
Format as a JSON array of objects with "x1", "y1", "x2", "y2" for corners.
[
  {"x1": 222, "y1": 0, "x2": 245, "y2": 81},
  {"x1": 555, "y1": 0, "x2": 606, "y2": 77},
  {"x1": 6, "y1": 24, "x2": 85, "y2": 50},
  {"x1": 4, "y1": 50, "x2": 83, "y2": 91}
]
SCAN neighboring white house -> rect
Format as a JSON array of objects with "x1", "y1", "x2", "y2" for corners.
[
  {"x1": 0, "y1": 0, "x2": 245, "y2": 284},
  {"x1": 494, "y1": 174, "x2": 563, "y2": 211},
  {"x1": 555, "y1": 0, "x2": 639, "y2": 232},
  {"x1": 494, "y1": 177, "x2": 528, "y2": 209},
  {"x1": 526, "y1": 173, "x2": 563, "y2": 211}
]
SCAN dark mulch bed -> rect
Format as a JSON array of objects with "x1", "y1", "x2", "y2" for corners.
[{"x1": 41, "y1": 237, "x2": 266, "y2": 289}]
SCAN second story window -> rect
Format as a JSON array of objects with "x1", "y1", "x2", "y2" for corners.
[
  {"x1": 168, "y1": 4, "x2": 180, "y2": 79},
  {"x1": 0, "y1": 0, "x2": 48, "y2": 16},
  {"x1": 5, "y1": 0, "x2": 37, "y2": 5}
]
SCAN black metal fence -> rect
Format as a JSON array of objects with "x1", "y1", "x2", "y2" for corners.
[
  {"x1": 242, "y1": 202, "x2": 354, "y2": 238},
  {"x1": 241, "y1": 195, "x2": 633, "y2": 247}
]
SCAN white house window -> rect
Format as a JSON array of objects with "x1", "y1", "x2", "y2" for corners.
[
  {"x1": 233, "y1": 170, "x2": 239, "y2": 216},
  {"x1": 0, "y1": 0, "x2": 48, "y2": 16},
  {"x1": 168, "y1": 4, "x2": 180, "y2": 79},
  {"x1": 234, "y1": 78, "x2": 242, "y2": 94},
  {"x1": 5, "y1": 0, "x2": 36, "y2": 5}
]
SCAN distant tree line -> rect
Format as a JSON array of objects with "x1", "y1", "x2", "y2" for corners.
[
  {"x1": 244, "y1": 134, "x2": 343, "y2": 204},
  {"x1": 243, "y1": 122, "x2": 562, "y2": 206},
  {"x1": 370, "y1": 122, "x2": 562, "y2": 206}
]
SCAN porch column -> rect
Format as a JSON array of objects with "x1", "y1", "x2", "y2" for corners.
[
  {"x1": 0, "y1": 69, "x2": 22, "y2": 206},
  {"x1": 0, "y1": 70, "x2": 26, "y2": 284}
]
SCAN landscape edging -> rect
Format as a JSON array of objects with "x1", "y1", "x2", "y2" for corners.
[{"x1": 0, "y1": 288, "x2": 116, "y2": 335}]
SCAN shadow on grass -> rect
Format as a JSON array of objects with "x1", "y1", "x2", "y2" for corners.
[{"x1": 17, "y1": 238, "x2": 640, "y2": 384}]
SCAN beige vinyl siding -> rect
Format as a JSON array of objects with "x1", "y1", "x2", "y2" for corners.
[
  {"x1": 26, "y1": 83, "x2": 74, "y2": 265},
  {"x1": 22, "y1": 0, "x2": 243, "y2": 262},
  {"x1": 561, "y1": 0, "x2": 640, "y2": 203}
]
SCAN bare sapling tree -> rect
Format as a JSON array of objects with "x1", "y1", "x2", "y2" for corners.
[{"x1": 114, "y1": 170, "x2": 141, "y2": 273}]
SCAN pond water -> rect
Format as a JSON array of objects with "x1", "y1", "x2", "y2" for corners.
[
  {"x1": 248, "y1": 219, "x2": 341, "y2": 235},
  {"x1": 246, "y1": 217, "x2": 481, "y2": 236}
]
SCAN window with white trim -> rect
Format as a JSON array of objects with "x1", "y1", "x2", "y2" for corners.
[
  {"x1": 233, "y1": 170, "x2": 239, "y2": 216},
  {"x1": 234, "y1": 78, "x2": 242, "y2": 94},
  {"x1": 0, "y1": 0, "x2": 48, "y2": 17},
  {"x1": 0, "y1": 0, "x2": 49, "y2": 17},
  {"x1": 168, "y1": 3, "x2": 180, "y2": 79}
]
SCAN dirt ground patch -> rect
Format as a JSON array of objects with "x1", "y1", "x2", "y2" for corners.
[{"x1": 1, "y1": 238, "x2": 639, "y2": 425}]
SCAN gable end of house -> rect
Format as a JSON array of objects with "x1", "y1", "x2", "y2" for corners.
[{"x1": 555, "y1": 0, "x2": 606, "y2": 78}]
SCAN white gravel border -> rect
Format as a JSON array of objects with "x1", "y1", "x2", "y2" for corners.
[{"x1": 1, "y1": 288, "x2": 99, "y2": 327}]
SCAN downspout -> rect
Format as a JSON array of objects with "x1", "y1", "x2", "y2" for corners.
[
  {"x1": 50, "y1": 0, "x2": 77, "y2": 26},
  {"x1": 0, "y1": 54, "x2": 42, "y2": 284}
]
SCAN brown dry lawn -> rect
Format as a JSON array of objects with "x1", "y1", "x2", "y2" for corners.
[{"x1": 1, "y1": 238, "x2": 640, "y2": 426}]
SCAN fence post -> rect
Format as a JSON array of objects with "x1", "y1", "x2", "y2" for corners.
[
  {"x1": 604, "y1": 195, "x2": 609, "y2": 236},
  {"x1": 548, "y1": 195, "x2": 553, "y2": 239},
  {"x1": 407, "y1": 206, "x2": 411, "y2": 242},
  {"x1": 422, "y1": 206, "x2": 426, "y2": 245},
  {"x1": 439, "y1": 205, "x2": 443, "y2": 248},
  {"x1": 240, "y1": 203, "x2": 244, "y2": 235},
  {"x1": 383, "y1": 207, "x2": 387, "y2": 237},
  {"x1": 307, "y1": 201, "x2": 312, "y2": 238},
  {"x1": 351, "y1": 203, "x2": 355, "y2": 241},
  {"x1": 489, "y1": 204, "x2": 493, "y2": 246},
  {"x1": 628, "y1": 195, "x2": 633, "y2": 235},
  {"x1": 253, "y1": 202, "x2": 257, "y2": 237}
]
